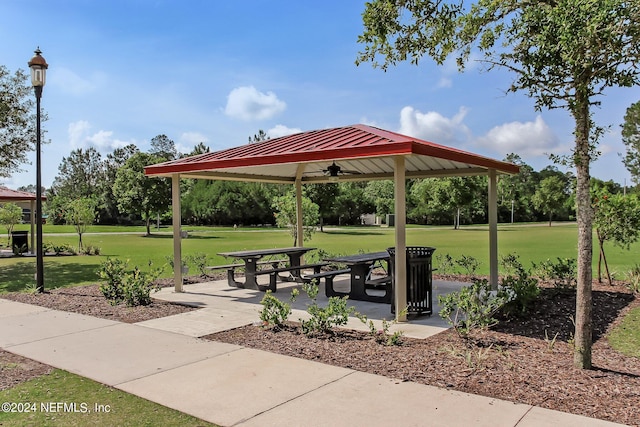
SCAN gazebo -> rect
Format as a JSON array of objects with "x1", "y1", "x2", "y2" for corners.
[
  {"x1": 0, "y1": 186, "x2": 46, "y2": 254},
  {"x1": 145, "y1": 124, "x2": 519, "y2": 321}
]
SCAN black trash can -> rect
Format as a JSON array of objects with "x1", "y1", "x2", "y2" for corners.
[
  {"x1": 387, "y1": 246, "x2": 436, "y2": 316},
  {"x1": 11, "y1": 231, "x2": 29, "y2": 254}
]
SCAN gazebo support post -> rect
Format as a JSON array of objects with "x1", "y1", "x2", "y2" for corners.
[
  {"x1": 294, "y1": 167, "x2": 304, "y2": 248},
  {"x1": 394, "y1": 156, "x2": 407, "y2": 322},
  {"x1": 488, "y1": 169, "x2": 499, "y2": 289},
  {"x1": 172, "y1": 174, "x2": 183, "y2": 292}
]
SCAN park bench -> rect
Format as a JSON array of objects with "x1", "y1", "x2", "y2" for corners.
[
  {"x1": 253, "y1": 262, "x2": 329, "y2": 292},
  {"x1": 302, "y1": 268, "x2": 352, "y2": 297},
  {"x1": 205, "y1": 259, "x2": 286, "y2": 286}
]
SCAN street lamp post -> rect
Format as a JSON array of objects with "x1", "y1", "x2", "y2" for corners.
[{"x1": 28, "y1": 48, "x2": 48, "y2": 293}]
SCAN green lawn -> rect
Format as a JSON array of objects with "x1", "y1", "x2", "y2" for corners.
[
  {"x1": 0, "y1": 369, "x2": 215, "y2": 426},
  {"x1": 1, "y1": 222, "x2": 639, "y2": 293},
  {"x1": 608, "y1": 306, "x2": 640, "y2": 358}
]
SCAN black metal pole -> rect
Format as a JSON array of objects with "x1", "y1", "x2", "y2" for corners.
[{"x1": 35, "y1": 86, "x2": 44, "y2": 293}]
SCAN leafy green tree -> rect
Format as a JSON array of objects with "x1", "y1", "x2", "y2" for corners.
[
  {"x1": 0, "y1": 66, "x2": 44, "y2": 178},
  {"x1": 305, "y1": 183, "x2": 339, "y2": 231},
  {"x1": 249, "y1": 129, "x2": 269, "y2": 143},
  {"x1": 532, "y1": 176, "x2": 569, "y2": 226},
  {"x1": 0, "y1": 203, "x2": 23, "y2": 243},
  {"x1": 65, "y1": 197, "x2": 96, "y2": 251},
  {"x1": 357, "y1": 0, "x2": 640, "y2": 369},
  {"x1": 149, "y1": 134, "x2": 178, "y2": 161},
  {"x1": 334, "y1": 182, "x2": 375, "y2": 225},
  {"x1": 272, "y1": 192, "x2": 319, "y2": 246},
  {"x1": 592, "y1": 185, "x2": 640, "y2": 284},
  {"x1": 498, "y1": 154, "x2": 537, "y2": 223},
  {"x1": 622, "y1": 100, "x2": 640, "y2": 184},
  {"x1": 364, "y1": 180, "x2": 395, "y2": 219},
  {"x1": 113, "y1": 152, "x2": 171, "y2": 236},
  {"x1": 100, "y1": 144, "x2": 139, "y2": 224}
]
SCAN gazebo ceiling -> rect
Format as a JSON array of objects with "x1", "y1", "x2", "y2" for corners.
[{"x1": 144, "y1": 124, "x2": 519, "y2": 183}]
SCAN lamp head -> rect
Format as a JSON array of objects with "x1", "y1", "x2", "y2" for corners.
[{"x1": 28, "y1": 47, "x2": 48, "y2": 88}]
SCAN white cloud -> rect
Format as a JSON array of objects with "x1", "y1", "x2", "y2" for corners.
[
  {"x1": 67, "y1": 120, "x2": 132, "y2": 152},
  {"x1": 224, "y1": 86, "x2": 286, "y2": 121},
  {"x1": 53, "y1": 68, "x2": 104, "y2": 96},
  {"x1": 398, "y1": 106, "x2": 471, "y2": 145},
  {"x1": 267, "y1": 124, "x2": 301, "y2": 138},
  {"x1": 476, "y1": 115, "x2": 562, "y2": 156},
  {"x1": 177, "y1": 132, "x2": 209, "y2": 154}
]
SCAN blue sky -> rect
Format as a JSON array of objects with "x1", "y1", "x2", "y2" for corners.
[{"x1": 2, "y1": 0, "x2": 639, "y2": 190}]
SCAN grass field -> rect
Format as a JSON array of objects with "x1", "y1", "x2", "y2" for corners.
[
  {"x1": 1, "y1": 222, "x2": 639, "y2": 293},
  {"x1": 0, "y1": 369, "x2": 216, "y2": 426}
]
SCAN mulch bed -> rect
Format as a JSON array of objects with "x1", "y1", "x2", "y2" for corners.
[{"x1": 1, "y1": 275, "x2": 639, "y2": 425}]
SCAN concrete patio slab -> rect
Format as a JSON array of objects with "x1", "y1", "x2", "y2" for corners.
[
  {"x1": 117, "y1": 347, "x2": 353, "y2": 427},
  {"x1": 7, "y1": 323, "x2": 241, "y2": 386},
  {"x1": 152, "y1": 278, "x2": 463, "y2": 339},
  {"x1": 0, "y1": 308, "x2": 118, "y2": 347}
]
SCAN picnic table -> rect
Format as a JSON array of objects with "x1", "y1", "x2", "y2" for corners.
[
  {"x1": 322, "y1": 251, "x2": 392, "y2": 303},
  {"x1": 217, "y1": 247, "x2": 325, "y2": 292}
]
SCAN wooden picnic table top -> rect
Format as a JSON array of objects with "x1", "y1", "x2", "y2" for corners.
[
  {"x1": 218, "y1": 247, "x2": 316, "y2": 259},
  {"x1": 324, "y1": 251, "x2": 390, "y2": 265}
]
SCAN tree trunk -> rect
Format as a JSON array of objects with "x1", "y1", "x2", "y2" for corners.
[
  {"x1": 600, "y1": 240, "x2": 612, "y2": 286},
  {"x1": 548, "y1": 212, "x2": 552, "y2": 227},
  {"x1": 573, "y1": 91, "x2": 594, "y2": 370},
  {"x1": 145, "y1": 215, "x2": 151, "y2": 236}
]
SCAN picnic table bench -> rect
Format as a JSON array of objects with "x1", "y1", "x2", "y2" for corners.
[
  {"x1": 217, "y1": 247, "x2": 325, "y2": 292},
  {"x1": 322, "y1": 252, "x2": 392, "y2": 303}
]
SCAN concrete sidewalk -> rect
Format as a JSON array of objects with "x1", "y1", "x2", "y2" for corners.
[{"x1": 0, "y1": 293, "x2": 626, "y2": 426}]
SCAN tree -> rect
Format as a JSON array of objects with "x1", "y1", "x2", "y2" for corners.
[
  {"x1": 149, "y1": 134, "x2": 178, "y2": 161},
  {"x1": 364, "y1": 180, "x2": 395, "y2": 220},
  {"x1": 532, "y1": 176, "x2": 570, "y2": 226},
  {"x1": 113, "y1": 152, "x2": 171, "y2": 236},
  {"x1": 622, "y1": 100, "x2": 640, "y2": 184},
  {"x1": 101, "y1": 144, "x2": 139, "y2": 224},
  {"x1": 51, "y1": 147, "x2": 103, "y2": 200},
  {"x1": 592, "y1": 185, "x2": 640, "y2": 284},
  {"x1": 357, "y1": 0, "x2": 640, "y2": 368},
  {"x1": 272, "y1": 192, "x2": 319, "y2": 246},
  {"x1": 0, "y1": 66, "x2": 43, "y2": 178},
  {"x1": 0, "y1": 203, "x2": 23, "y2": 243},
  {"x1": 305, "y1": 183, "x2": 338, "y2": 231},
  {"x1": 249, "y1": 129, "x2": 269, "y2": 143},
  {"x1": 65, "y1": 198, "x2": 96, "y2": 251}
]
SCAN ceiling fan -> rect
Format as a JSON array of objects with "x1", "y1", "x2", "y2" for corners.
[{"x1": 323, "y1": 161, "x2": 361, "y2": 178}]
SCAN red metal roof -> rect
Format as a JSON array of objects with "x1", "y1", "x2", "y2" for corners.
[
  {"x1": 145, "y1": 124, "x2": 519, "y2": 182},
  {"x1": 0, "y1": 186, "x2": 45, "y2": 201}
]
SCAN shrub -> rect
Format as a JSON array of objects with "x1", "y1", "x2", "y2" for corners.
[
  {"x1": 98, "y1": 258, "x2": 127, "y2": 305},
  {"x1": 186, "y1": 252, "x2": 209, "y2": 277},
  {"x1": 97, "y1": 258, "x2": 162, "y2": 306},
  {"x1": 455, "y1": 254, "x2": 480, "y2": 277},
  {"x1": 434, "y1": 253, "x2": 455, "y2": 275},
  {"x1": 534, "y1": 257, "x2": 577, "y2": 290},
  {"x1": 627, "y1": 264, "x2": 640, "y2": 294},
  {"x1": 359, "y1": 312, "x2": 405, "y2": 346},
  {"x1": 497, "y1": 255, "x2": 539, "y2": 316},
  {"x1": 439, "y1": 278, "x2": 508, "y2": 337},
  {"x1": 299, "y1": 281, "x2": 355, "y2": 336},
  {"x1": 122, "y1": 266, "x2": 162, "y2": 307},
  {"x1": 81, "y1": 244, "x2": 101, "y2": 255},
  {"x1": 259, "y1": 288, "x2": 299, "y2": 329}
]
